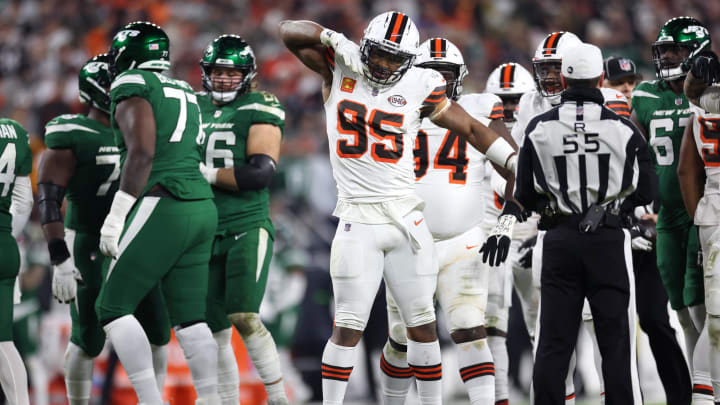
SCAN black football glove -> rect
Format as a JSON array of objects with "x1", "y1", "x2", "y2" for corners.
[
  {"x1": 481, "y1": 201, "x2": 524, "y2": 266},
  {"x1": 689, "y1": 52, "x2": 720, "y2": 85}
]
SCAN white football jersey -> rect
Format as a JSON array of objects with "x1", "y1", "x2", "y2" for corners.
[
  {"x1": 511, "y1": 88, "x2": 630, "y2": 146},
  {"x1": 415, "y1": 93, "x2": 503, "y2": 240},
  {"x1": 324, "y1": 50, "x2": 447, "y2": 208},
  {"x1": 690, "y1": 103, "x2": 720, "y2": 225}
]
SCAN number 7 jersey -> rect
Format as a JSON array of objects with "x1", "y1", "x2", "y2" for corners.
[{"x1": 324, "y1": 49, "x2": 448, "y2": 203}]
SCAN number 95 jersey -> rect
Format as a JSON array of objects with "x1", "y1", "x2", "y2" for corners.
[
  {"x1": 324, "y1": 49, "x2": 448, "y2": 203},
  {"x1": 414, "y1": 93, "x2": 503, "y2": 240},
  {"x1": 690, "y1": 104, "x2": 720, "y2": 225}
]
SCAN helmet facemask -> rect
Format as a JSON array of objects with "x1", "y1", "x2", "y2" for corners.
[
  {"x1": 417, "y1": 62, "x2": 464, "y2": 99},
  {"x1": 532, "y1": 60, "x2": 563, "y2": 97},
  {"x1": 360, "y1": 39, "x2": 415, "y2": 87},
  {"x1": 651, "y1": 42, "x2": 694, "y2": 80},
  {"x1": 201, "y1": 63, "x2": 255, "y2": 104}
]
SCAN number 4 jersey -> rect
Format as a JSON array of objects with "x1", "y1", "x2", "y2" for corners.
[
  {"x1": 110, "y1": 69, "x2": 212, "y2": 200},
  {"x1": 0, "y1": 119, "x2": 31, "y2": 233},
  {"x1": 44, "y1": 114, "x2": 119, "y2": 234},
  {"x1": 633, "y1": 80, "x2": 692, "y2": 230},
  {"x1": 198, "y1": 91, "x2": 285, "y2": 236},
  {"x1": 414, "y1": 93, "x2": 503, "y2": 240},
  {"x1": 324, "y1": 47, "x2": 448, "y2": 207}
]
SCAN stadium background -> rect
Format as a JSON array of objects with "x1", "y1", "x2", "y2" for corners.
[{"x1": 2, "y1": 0, "x2": 720, "y2": 404}]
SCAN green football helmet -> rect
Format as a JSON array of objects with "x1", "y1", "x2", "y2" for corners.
[
  {"x1": 108, "y1": 21, "x2": 170, "y2": 79},
  {"x1": 652, "y1": 16, "x2": 711, "y2": 80},
  {"x1": 78, "y1": 54, "x2": 111, "y2": 114},
  {"x1": 200, "y1": 35, "x2": 257, "y2": 104}
]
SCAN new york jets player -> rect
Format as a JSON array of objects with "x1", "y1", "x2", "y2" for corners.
[
  {"x1": 631, "y1": 16, "x2": 711, "y2": 402},
  {"x1": 0, "y1": 118, "x2": 32, "y2": 405},
  {"x1": 196, "y1": 35, "x2": 288, "y2": 405},
  {"x1": 96, "y1": 22, "x2": 219, "y2": 405},
  {"x1": 37, "y1": 54, "x2": 171, "y2": 405}
]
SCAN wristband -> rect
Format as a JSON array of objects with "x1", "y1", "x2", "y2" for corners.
[
  {"x1": 485, "y1": 138, "x2": 516, "y2": 172},
  {"x1": 48, "y1": 238, "x2": 70, "y2": 265}
]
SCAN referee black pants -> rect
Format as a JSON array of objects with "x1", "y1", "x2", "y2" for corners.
[{"x1": 533, "y1": 223, "x2": 640, "y2": 405}]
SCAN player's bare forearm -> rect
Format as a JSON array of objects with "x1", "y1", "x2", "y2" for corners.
[
  {"x1": 684, "y1": 71, "x2": 708, "y2": 105},
  {"x1": 279, "y1": 20, "x2": 332, "y2": 83},
  {"x1": 434, "y1": 102, "x2": 507, "y2": 154},
  {"x1": 213, "y1": 168, "x2": 239, "y2": 192},
  {"x1": 37, "y1": 148, "x2": 76, "y2": 241},
  {"x1": 677, "y1": 119, "x2": 705, "y2": 218},
  {"x1": 488, "y1": 118, "x2": 518, "y2": 182},
  {"x1": 115, "y1": 97, "x2": 156, "y2": 197}
]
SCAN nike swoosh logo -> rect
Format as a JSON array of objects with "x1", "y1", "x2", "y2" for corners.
[
  {"x1": 414, "y1": 218, "x2": 424, "y2": 226},
  {"x1": 616, "y1": 94, "x2": 623, "y2": 99},
  {"x1": 234, "y1": 232, "x2": 248, "y2": 240},
  {"x1": 466, "y1": 245, "x2": 478, "y2": 250}
]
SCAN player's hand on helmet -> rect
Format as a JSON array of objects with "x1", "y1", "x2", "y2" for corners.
[
  {"x1": 517, "y1": 234, "x2": 537, "y2": 269},
  {"x1": 481, "y1": 201, "x2": 523, "y2": 267},
  {"x1": 100, "y1": 190, "x2": 136, "y2": 258},
  {"x1": 52, "y1": 258, "x2": 82, "y2": 303},
  {"x1": 320, "y1": 29, "x2": 363, "y2": 74},
  {"x1": 199, "y1": 162, "x2": 218, "y2": 185}
]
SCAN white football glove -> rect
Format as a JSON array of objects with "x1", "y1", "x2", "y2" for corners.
[
  {"x1": 631, "y1": 235, "x2": 653, "y2": 251},
  {"x1": 100, "y1": 190, "x2": 136, "y2": 258},
  {"x1": 199, "y1": 162, "x2": 218, "y2": 185},
  {"x1": 52, "y1": 258, "x2": 82, "y2": 303},
  {"x1": 320, "y1": 29, "x2": 363, "y2": 74}
]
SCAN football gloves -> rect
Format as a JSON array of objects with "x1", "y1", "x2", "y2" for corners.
[
  {"x1": 481, "y1": 200, "x2": 526, "y2": 267},
  {"x1": 320, "y1": 29, "x2": 363, "y2": 75},
  {"x1": 629, "y1": 224, "x2": 654, "y2": 252},
  {"x1": 52, "y1": 258, "x2": 82, "y2": 303},
  {"x1": 100, "y1": 190, "x2": 136, "y2": 258},
  {"x1": 199, "y1": 162, "x2": 218, "y2": 185},
  {"x1": 689, "y1": 51, "x2": 720, "y2": 86}
]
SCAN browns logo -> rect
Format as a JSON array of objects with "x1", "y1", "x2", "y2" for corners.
[{"x1": 388, "y1": 95, "x2": 407, "y2": 107}]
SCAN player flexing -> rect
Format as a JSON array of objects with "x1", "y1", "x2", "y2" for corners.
[
  {"x1": 0, "y1": 118, "x2": 32, "y2": 405},
  {"x1": 483, "y1": 62, "x2": 538, "y2": 405},
  {"x1": 377, "y1": 37, "x2": 517, "y2": 405},
  {"x1": 679, "y1": 87, "x2": 720, "y2": 404},
  {"x1": 37, "y1": 54, "x2": 171, "y2": 405},
  {"x1": 95, "y1": 22, "x2": 219, "y2": 405},
  {"x1": 631, "y1": 16, "x2": 711, "y2": 402},
  {"x1": 280, "y1": 11, "x2": 518, "y2": 405},
  {"x1": 196, "y1": 35, "x2": 289, "y2": 405},
  {"x1": 512, "y1": 32, "x2": 633, "y2": 404}
]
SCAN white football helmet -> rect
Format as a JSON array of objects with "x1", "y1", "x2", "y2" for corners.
[
  {"x1": 360, "y1": 11, "x2": 420, "y2": 87},
  {"x1": 485, "y1": 62, "x2": 534, "y2": 96},
  {"x1": 532, "y1": 31, "x2": 582, "y2": 96},
  {"x1": 416, "y1": 37, "x2": 468, "y2": 99}
]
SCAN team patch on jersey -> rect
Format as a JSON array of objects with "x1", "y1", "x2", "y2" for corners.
[
  {"x1": 675, "y1": 97, "x2": 683, "y2": 106},
  {"x1": 341, "y1": 77, "x2": 356, "y2": 93},
  {"x1": 388, "y1": 95, "x2": 407, "y2": 107}
]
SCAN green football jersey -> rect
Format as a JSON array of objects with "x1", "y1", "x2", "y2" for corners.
[
  {"x1": 0, "y1": 119, "x2": 32, "y2": 233},
  {"x1": 198, "y1": 91, "x2": 285, "y2": 236},
  {"x1": 633, "y1": 80, "x2": 693, "y2": 230},
  {"x1": 44, "y1": 114, "x2": 119, "y2": 234},
  {"x1": 110, "y1": 69, "x2": 212, "y2": 200}
]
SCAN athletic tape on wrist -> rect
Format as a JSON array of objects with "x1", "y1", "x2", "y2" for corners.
[{"x1": 485, "y1": 138, "x2": 516, "y2": 171}]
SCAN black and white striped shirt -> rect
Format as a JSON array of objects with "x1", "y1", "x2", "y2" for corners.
[{"x1": 515, "y1": 87, "x2": 656, "y2": 216}]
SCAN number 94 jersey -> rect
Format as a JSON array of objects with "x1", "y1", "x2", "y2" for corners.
[
  {"x1": 414, "y1": 93, "x2": 503, "y2": 240},
  {"x1": 324, "y1": 51, "x2": 448, "y2": 203}
]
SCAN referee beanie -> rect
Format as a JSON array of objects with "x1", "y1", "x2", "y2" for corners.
[{"x1": 562, "y1": 43, "x2": 604, "y2": 80}]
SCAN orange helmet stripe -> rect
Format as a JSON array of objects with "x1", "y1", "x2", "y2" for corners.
[
  {"x1": 385, "y1": 12, "x2": 408, "y2": 43},
  {"x1": 543, "y1": 32, "x2": 561, "y2": 55}
]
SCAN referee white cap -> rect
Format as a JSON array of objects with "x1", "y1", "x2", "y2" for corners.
[{"x1": 561, "y1": 43, "x2": 604, "y2": 79}]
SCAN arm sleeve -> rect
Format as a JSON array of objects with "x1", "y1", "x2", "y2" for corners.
[
  {"x1": 10, "y1": 176, "x2": 33, "y2": 238},
  {"x1": 623, "y1": 128, "x2": 658, "y2": 208},
  {"x1": 488, "y1": 100, "x2": 504, "y2": 120},
  {"x1": 604, "y1": 99, "x2": 631, "y2": 117}
]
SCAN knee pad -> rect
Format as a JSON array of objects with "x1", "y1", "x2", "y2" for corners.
[
  {"x1": 448, "y1": 303, "x2": 485, "y2": 332},
  {"x1": 388, "y1": 318, "x2": 408, "y2": 345},
  {"x1": 227, "y1": 312, "x2": 264, "y2": 337}
]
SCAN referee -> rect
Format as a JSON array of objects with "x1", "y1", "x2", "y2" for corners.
[{"x1": 515, "y1": 43, "x2": 656, "y2": 405}]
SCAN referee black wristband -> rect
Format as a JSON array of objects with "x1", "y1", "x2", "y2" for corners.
[{"x1": 48, "y1": 238, "x2": 71, "y2": 265}]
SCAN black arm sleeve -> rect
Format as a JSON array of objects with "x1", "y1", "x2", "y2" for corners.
[
  {"x1": 37, "y1": 182, "x2": 66, "y2": 225},
  {"x1": 622, "y1": 130, "x2": 658, "y2": 209},
  {"x1": 232, "y1": 154, "x2": 277, "y2": 191}
]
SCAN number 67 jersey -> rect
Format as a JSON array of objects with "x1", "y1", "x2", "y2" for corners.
[{"x1": 324, "y1": 54, "x2": 448, "y2": 208}]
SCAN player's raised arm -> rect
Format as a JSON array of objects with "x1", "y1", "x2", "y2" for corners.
[{"x1": 677, "y1": 113, "x2": 705, "y2": 218}]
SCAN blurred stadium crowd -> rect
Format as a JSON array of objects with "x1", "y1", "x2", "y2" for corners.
[{"x1": 2, "y1": 0, "x2": 720, "y2": 404}]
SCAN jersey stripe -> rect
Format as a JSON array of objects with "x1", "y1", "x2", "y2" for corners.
[
  {"x1": 632, "y1": 90, "x2": 660, "y2": 99},
  {"x1": 110, "y1": 74, "x2": 146, "y2": 90},
  {"x1": 45, "y1": 123, "x2": 99, "y2": 135},
  {"x1": 236, "y1": 103, "x2": 286, "y2": 120},
  {"x1": 106, "y1": 197, "x2": 160, "y2": 280}
]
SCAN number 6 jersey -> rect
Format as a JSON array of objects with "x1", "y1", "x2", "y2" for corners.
[{"x1": 324, "y1": 47, "x2": 448, "y2": 213}]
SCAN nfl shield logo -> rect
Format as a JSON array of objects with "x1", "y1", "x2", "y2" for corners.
[
  {"x1": 619, "y1": 58, "x2": 632, "y2": 71},
  {"x1": 344, "y1": 223, "x2": 352, "y2": 232},
  {"x1": 675, "y1": 98, "x2": 683, "y2": 106},
  {"x1": 214, "y1": 110, "x2": 222, "y2": 118}
]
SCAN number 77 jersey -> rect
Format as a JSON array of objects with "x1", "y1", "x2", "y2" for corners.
[
  {"x1": 324, "y1": 56, "x2": 448, "y2": 202},
  {"x1": 110, "y1": 69, "x2": 212, "y2": 200},
  {"x1": 414, "y1": 93, "x2": 503, "y2": 240}
]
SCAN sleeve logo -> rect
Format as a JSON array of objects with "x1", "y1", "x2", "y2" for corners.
[{"x1": 341, "y1": 77, "x2": 356, "y2": 93}]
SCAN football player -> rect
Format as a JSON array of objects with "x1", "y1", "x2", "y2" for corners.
[
  {"x1": 0, "y1": 117, "x2": 32, "y2": 405},
  {"x1": 512, "y1": 32, "x2": 635, "y2": 404},
  {"x1": 484, "y1": 62, "x2": 538, "y2": 405},
  {"x1": 631, "y1": 16, "x2": 711, "y2": 403},
  {"x1": 196, "y1": 35, "x2": 289, "y2": 405},
  {"x1": 37, "y1": 54, "x2": 172, "y2": 405},
  {"x1": 280, "y1": 11, "x2": 518, "y2": 405},
  {"x1": 378, "y1": 37, "x2": 513, "y2": 405},
  {"x1": 678, "y1": 82, "x2": 720, "y2": 405},
  {"x1": 684, "y1": 50, "x2": 720, "y2": 112},
  {"x1": 96, "y1": 22, "x2": 219, "y2": 405}
]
